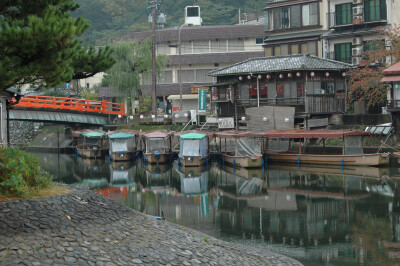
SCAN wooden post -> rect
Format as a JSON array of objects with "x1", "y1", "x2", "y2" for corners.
[
  {"x1": 323, "y1": 138, "x2": 325, "y2": 154},
  {"x1": 342, "y1": 134, "x2": 345, "y2": 155},
  {"x1": 299, "y1": 138, "x2": 302, "y2": 154}
]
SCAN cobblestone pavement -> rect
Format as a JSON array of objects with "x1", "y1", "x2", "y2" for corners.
[{"x1": 0, "y1": 186, "x2": 302, "y2": 265}]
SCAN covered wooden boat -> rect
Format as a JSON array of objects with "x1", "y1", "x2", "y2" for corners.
[
  {"x1": 175, "y1": 130, "x2": 214, "y2": 167},
  {"x1": 215, "y1": 130, "x2": 264, "y2": 168},
  {"x1": 264, "y1": 130, "x2": 389, "y2": 166},
  {"x1": 107, "y1": 130, "x2": 138, "y2": 161},
  {"x1": 75, "y1": 130, "x2": 106, "y2": 159},
  {"x1": 141, "y1": 130, "x2": 174, "y2": 164}
]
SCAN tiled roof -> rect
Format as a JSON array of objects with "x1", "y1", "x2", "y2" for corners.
[
  {"x1": 209, "y1": 54, "x2": 353, "y2": 76},
  {"x1": 113, "y1": 24, "x2": 265, "y2": 43},
  {"x1": 322, "y1": 25, "x2": 380, "y2": 38},
  {"x1": 264, "y1": 30, "x2": 327, "y2": 43}
]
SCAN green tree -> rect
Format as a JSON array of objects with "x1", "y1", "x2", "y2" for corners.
[
  {"x1": 106, "y1": 38, "x2": 167, "y2": 103},
  {"x1": 0, "y1": 0, "x2": 114, "y2": 92}
]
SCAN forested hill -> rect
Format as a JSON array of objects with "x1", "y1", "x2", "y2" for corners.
[{"x1": 73, "y1": 0, "x2": 266, "y2": 45}]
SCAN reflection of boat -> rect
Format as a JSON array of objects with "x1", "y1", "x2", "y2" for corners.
[
  {"x1": 267, "y1": 163, "x2": 389, "y2": 179},
  {"x1": 107, "y1": 130, "x2": 138, "y2": 161},
  {"x1": 109, "y1": 161, "x2": 136, "y2": 187},
  {"x1": 178, "y1": 171, "x2": 209, "y2": 195},
  {"x1": 141, "y1": 130, "x2": 174, "y2": 164},
  {"x1": 223, "y1": 164, "x2": 264, "y2": 180},
  {"x1": 144, "y1": 162, "x2": 172, "y2": 174},
  {"x1": 215, "y1": 130, "x2": 264, "y2": 168},
  {"x1": 264, "y1": 130, "x2": 389, "y2": 166},
  {"x1": 175, "y1": 131, "x2": 214, "y2": 167},
  {"x1": 75, "y1": 130, "x2": 106, "y2": 159},
  {"x1": 73, "y1": 178, "x2": 109, "y2": 190}
]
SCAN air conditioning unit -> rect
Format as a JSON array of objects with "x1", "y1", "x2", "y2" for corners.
[
  {"x1": 352, "y1": 6, "x2": 363, "y2": 16},
  {"x1": 352, "y1": 47, "x2": 363, "y2": 56},
  {"x1": 352, "y1": 57, "x2": 361, "y2": 65},
  {"x1": 353, "y1": 0, "x2": 362, "y2": 4},
  {"x1": 352, "y1": 37, "x2": 362, "y2": 45}
]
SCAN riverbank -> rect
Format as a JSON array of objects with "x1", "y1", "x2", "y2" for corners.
[{"x1": 0, "y1": 185, "x2": 302, "y2": 266}]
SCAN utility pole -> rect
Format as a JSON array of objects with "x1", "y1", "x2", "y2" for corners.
[{"x1": 151, "y1": 1, "x2": 157, "y2": 116}]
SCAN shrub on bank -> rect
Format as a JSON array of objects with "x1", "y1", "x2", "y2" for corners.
[{"x1": 0, "y1": 148, "x2": 52, "y2": 196}]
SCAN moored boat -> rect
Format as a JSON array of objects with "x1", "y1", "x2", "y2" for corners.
[
  {"x1": 175, "y1": 130, "x2": 214, "y2": 167},
  {"x1": 141, "y1": 130, "x2": 174, "y2": 164},
  {"x1": 75, "y1": 130, "x2": 106, "y2": 159},
  {"x1": 215, "y1": 130, "x2": 264, "y2": 168},
  {"x1": 264, "y1": 130, "x2": 389, "y2": 166},
  {"x1": 107, "y1": 130, "x2": 138, "y2": 161}
]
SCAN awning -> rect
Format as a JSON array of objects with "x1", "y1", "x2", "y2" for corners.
[
  {"x1": 108, "y1": 132, "x2": 135, "y2": 139},
  {"x1": 264, "y1": 130, "x2": 371, "y2": 139},
  {"x1": 167, "y1": 94, "x2": 210, "y2": 100},
  {"x1": 143, "y1": 130, "x2": 174, "y2": 138},
  {"x1": 380, "y1": 76, "x2": 400, "y2": 83},
  {"x1": 180, "y1": 133, "x2": 206, "y2": 140},
  {"x1": 175, "y1": 130, "x2": 214, "y2": 139},
  {"x1": 215, "y1": 130, "x2": 264, "y2": 138},
  {"x1": 81, "y1": 131, "x2": 106, "y2": 138}
]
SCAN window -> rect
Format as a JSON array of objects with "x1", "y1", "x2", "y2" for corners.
[
  {"x1": 363, "y1": 40, "x2": 385, "y2": 52},
  {"x1": 157, "y1": 44, "x2": 170, "y2": 55},
  {"x1": 364, "y1": 0, "x2": 387, "y2": 22},
  {"x1": 277, "y1": 83, "x2": 284, "y2": 98},
  {"x1": 211, "y1": 39, "x2": 225, "y2": 53},
  {"x1": 273, "y1": 7, "x2": 290, "y2": 30},
  {"x1": 249, "y1": 84, "x2": 268, "y2": 99},
  {"x1": 193, "y1": 40, "x2": 209, "y2": 53},
  {"x1": 334, "y1": 43, "x2": 352, "y2": 63},
  {"x1": 289, "y1": 41, "x2": 317, "y2": 55},
  {"x1": 290, "y1": 44, "x2": 299, "y2": 54},
  {"x1": 158, "y1": 71, "x2": 173, "y2": 84},
  {"x1": 178, "y1": 70, "x2": 195, "y2": 83},
  {"x1": 335, "y1": 3, "x2": 352, "y2": 25},
  {"x1": 195, "y1": 69, "x2": 214, "y2": 83},
  {"x1": 297, "y1": 82, "x2": 304, "y2": 97},
  {"x1": 186, "y1": 7, "x2": 199, "y2": 17},
  {"x1": 302, "y1": 3, "x2": 318, "y2": 26},
  {"x1": 227, "y1": 39, "x2": 244, "y2": 52},
  {"x1": 273, "y1": 45, "x2": 281, "y2": 56},
  {"x1": 321, "y1": 82, "x2": 335, "y2": 94},
  {"x1": 336, "y1": 81, "x2": 345, "y2": 92}
]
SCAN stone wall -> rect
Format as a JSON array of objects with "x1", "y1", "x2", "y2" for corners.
[{"x1": 10, "y1": 121, "x2": 43, "y2": 146}]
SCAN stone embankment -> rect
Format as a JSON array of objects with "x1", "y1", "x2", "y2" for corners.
[{"x1": 0, "y1": 186, "x2": 302, "y2": 265}]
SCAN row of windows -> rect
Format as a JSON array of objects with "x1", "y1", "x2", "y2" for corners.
[
  {"x1": 214, "y1": 80, "x2": 346, "y2": 101},
  {"x1": 265, "y1": 41, "x2": 317, "y2": 57},
  {"x1": 142, "y1": 70, "x2": 215, "y2": 85},
  {"x1": 334, "y1": 40, "x2": 385, "y2": 63},
  {"x1": 265, "y1": 2, "x2": 319, "y2": 31},
  {"x1": 335, "y1": 0, "x2": 387, "y2": 26},
  {"x1": 156, "y1": 39, "x2": 247, "y2": 55}
]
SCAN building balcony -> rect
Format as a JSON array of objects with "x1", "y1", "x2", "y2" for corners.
[{"x1": 324, "y1": 51, "x2": 352, "y2": 65}]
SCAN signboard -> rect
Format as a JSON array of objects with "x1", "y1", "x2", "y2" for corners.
[
  {"x1": 66, "y1": 83, "x2": 70, "y2": 89},
  {"x1": 172, "y1": 106, "x2": 180, "y2": 112},
  {"x1": 191, "y1": 87, "x2": 209, "y2": 94},
  {"x1": 198, "y1": 89, "x2": 207, "y2": 113},
  {"x1": 218, "y1": 117, "x2": 234, "y2": 129}
]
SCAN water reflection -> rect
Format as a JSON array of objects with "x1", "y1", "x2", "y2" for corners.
[{"x1": 34, "y1": 152, "x2": 400, "y2": 266}]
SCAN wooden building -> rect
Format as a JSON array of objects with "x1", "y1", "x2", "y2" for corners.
[{"x1": 208, "y1": 54, "x2": 352, "y2": 129}]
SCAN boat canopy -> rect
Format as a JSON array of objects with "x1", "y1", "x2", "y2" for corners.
[
  {"x1": 144, "y1": 130, "x2": 174, "y2": 139},
  {"x1": 264, "y1": 130, "x2": 371, "y2": 139},
  {"x1": 108, "y1": 132, "x2": 135, "y2": 139},
  {"x1": 180, "y1": 133, "x2": 206, "y2": 140},
  {"x1": 175, "y1": 130, "x2": 214, "y2": 139},
  {"x1": 81, "y1": 131, "x2": 106, "y2": 138},
  {"x1": 215, "y1": 130, "x2": 264, "y2": 138},
  {"x1": 179, "y1": 134, "x2": 209, "y2": 158}
]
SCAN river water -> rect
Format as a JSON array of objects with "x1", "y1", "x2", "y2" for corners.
[{"x1": 34, "y1": 152, "x2": 400, "y2": 266}]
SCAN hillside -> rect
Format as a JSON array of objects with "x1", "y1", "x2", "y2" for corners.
[{"x1": 73, "y1": 0, "x2": 266, "y2": 45}]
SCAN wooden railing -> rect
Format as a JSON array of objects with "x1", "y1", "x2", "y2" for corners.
[{"x1": 12, "y1": 95, "x2": 125, "y2": 115}]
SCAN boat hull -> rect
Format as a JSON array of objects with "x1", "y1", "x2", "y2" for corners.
[
  {"x1": 76, "y1": 145, "x2": 103, "y2": 159},
  {"x1": 109, "y1": 151, "x2": 136, "y2": 161},
  {"x1": 221, "y1": 154, "x2": 263, "y2": 168},
  {"x1": 143, "y1": 153, "x2": 171, "y2": 164},
  {"x1": 179, "y1": 156, "x2": 207, "y2": 167},
  {"x1": 265, "y1": 152, "x2": 390, "y2": 166}
]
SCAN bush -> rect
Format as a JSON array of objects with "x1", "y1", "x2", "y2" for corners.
[{"x1": 0, "y1": 148, "x2": 52, "y2": 196}]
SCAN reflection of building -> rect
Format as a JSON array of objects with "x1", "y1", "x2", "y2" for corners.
[{"x1": 72, "y1": 157, "x2": 109, "y2": 189}]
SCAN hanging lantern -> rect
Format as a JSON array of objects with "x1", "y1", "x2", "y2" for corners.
[
  {"x1": 279, "y1": 74, "x2": 284, "y2": 79},
  {"x1": 239, "y1": 76, "x2": 243, "y2": 81},
  {"x1": 310, "y1": 72, "x2": 315, "y2": 77},
  {"x1": 258, "y1": 74, "x2": 262, "y2": 79},
  {"x1": 325, "y1": 72, "x2": 330, "y2": 77},
  {"x1": 184, "y1": 113, "x2": 189, "y2": 117},
  {"x1": 164, "y1": 114, "x2": 168, "y2": 118},
  {"x1": 266, "y1": 74, "x2": 272, "y2": 79},
  {"x1": 285, "y1": 118, "x2": 290, "y2": 123},
  {"x1": 151, "y1": 114, "x2": 155, "y2": 119},
  {"x1": 241, "y1": 116, "x2": 246, "y2": 121},
  {"x1": 118, "y1": 115, "x2": 122, "y2": 119},
  {"x1": 129, "y1": 115, "x2": 134, "y2": 120},
  {"x1": 175, "y1": 114, "x2": 179, "y2": 118},
  {"x1": 140, "y1": 115, "x2": 144, "y2": 119},
  {"x1": 296, "y1": 72, "x2": 301, "y2": 77},
  {"x1": 263, "y1": 117, "x2": 268, "y2": 121},
  {"x1": 288, "y1": 73, "x2": 293, "y2": 78},
  {"x1": 342, "y1": 72, "x2": 346, "y2": 77},
  {"x1": 247, "y1": 75, "x2": 252, "y2": 80}
]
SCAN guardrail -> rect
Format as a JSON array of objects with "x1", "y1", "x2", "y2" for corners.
[{"x1": 11, "y1": 95, "x2": 125, "y2": 115}]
